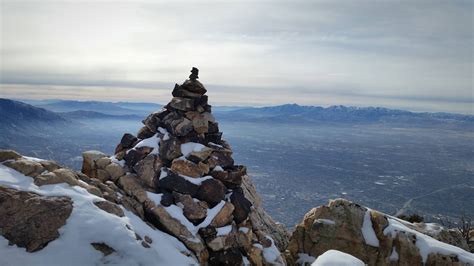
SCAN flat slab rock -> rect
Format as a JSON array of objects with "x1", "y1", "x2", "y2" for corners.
[{"x1": 0, "y1": 186, "x2": 73, "y2": 252}]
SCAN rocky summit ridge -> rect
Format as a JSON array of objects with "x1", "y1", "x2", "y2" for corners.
[{"x1": 0, "y1": 69, "x2": 473, "y2": 265}]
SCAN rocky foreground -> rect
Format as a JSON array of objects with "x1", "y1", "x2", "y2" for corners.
[{"x1": 1, "y1": 70, "x2": 473, "y2": 265}]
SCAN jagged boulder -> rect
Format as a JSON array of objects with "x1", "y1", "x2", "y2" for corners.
[
  {"x1": 285, "y1": 199, "x2": 474, "y2": 266},
  {"x1": 0, "y1": 186, "x2": 73, "y2": 252}
]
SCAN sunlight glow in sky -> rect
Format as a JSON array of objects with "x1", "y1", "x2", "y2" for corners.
[{"x1": 0, "y1": 0, "x2": 473, "y2": 113}]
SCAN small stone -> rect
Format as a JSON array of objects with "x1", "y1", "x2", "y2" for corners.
[
  {"x1": 120, "y1": 133, "x2": 138, "y2": 149},
  {"x1": 0, "y1": 149, "x2": 21, "y2": 162},
  {"x1": 124, "y1": 149, "x2": 147, "y2": 168},
  {"x1": 209, "y1": 249, "x2": 243, "y2": 265},
  {"x1": 157, "y1": 171, "x2": 199, "y2": 196},
  {"x1": 141, "y1": 241, "x2": 151, "y2": 248},
  {"x1": 173, "y1": 192, "x2": 208, "y2": 222},
  {"x1": 159, "y1": 136, "x2": 182, "y2": 162},
  {"x1": 91, "y1": 242, "x2": 115, "y2": 256},
  {"x1": 93, "y1": 201, "x2": 124, "y2": 217},
  {"x1": 133, "y1": 154, "x2": 161, "y2": 188},
  {"x1": 196, "y1": 179, "x2": 226, "y2": 207},
  {"x1": 144, "y1": 235, "x2": 153, "y2": 244},
  {"x1": 192, "y1": 114, "x2": 209, "y2": 134},
  {"x1": 174, "y1": 118, "x2": 193, "y2": 136},
  {"x1": 160, "y1": 192, "x2": 174, "y2": 207},
  {"x1": 171, "y1": 159, "x2": 208, "y2": 178},
  {"x1": 208, "y1": 121, "x2": 219, "y2": 134},
  {"x1": 115, "y1": 150, "x2": 126, "y2": 160},
  {"x1": 230, "y1": 189, "x2": 252, "y2": 224},
  {"x1": 205, "y1": 133, "x2": 223, "y2": 144},
  {"x1": 211, "y1": 202, "x2": 235, "y2": 227},
  {"x1": 211, "y1": 165, "x2": 246, "y2": 189},
  {"x1": 181, "y1": 79, "x2": 207, "y2": 95},
  {"x1": 137, "y1": 126, "x2": 155, "y2": 139},
  {"x1": 199, "y1": 226, "x2": 217, "y2": 240},
  {"x1": 168, "y1": 97, "x2": 195, "y2": 111},
  {"x1": 208, "y1": 151, "x2": 234, "y2": 169}
]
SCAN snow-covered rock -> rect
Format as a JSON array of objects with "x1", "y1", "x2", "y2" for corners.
[{"x1": 285, "y1": 198, "x2": 474, "y2": 265}]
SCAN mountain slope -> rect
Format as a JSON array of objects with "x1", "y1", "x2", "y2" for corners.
[{"x1": 37, "y1": 100, "x2": 161, "y2": 116}]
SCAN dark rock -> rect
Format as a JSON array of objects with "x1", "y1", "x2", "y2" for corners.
[
  {"x1": 209, "y1": 249, "x2": 243, "y2": 266},
  {"x1": 157, "y1": 171, "x2": 199, "y2": 196},
  {"x1": 194, "y1": 95, "x2": 208, "y2": 107},
  {"x1": 205, "y1": 132, "x2": 223, "y2": 144},
  {"x1": 208, "y1": 151, "x2": 234, "y2": 169},
  {"x1": 114, "y1": 143, "x2": 125, "y2": 154},
  {"x1": 208, "y1": 121, "x2": 219, "y2": 134},
  {"x1": 168, "y1": 97, "x2": 195, "y2": 112},
  {"x1": 173, "y1": 84, "x2": 202, "y2": 98},
  {"x1": 181, "y1": 79, "x2": 207, "y2": 95},
  {"x1": 173, "y1": 192, "x2": 208, "y2": 223},
  {"x1": 144, "y1": 235, "x2": 152, "y2": 244},
  {"x1": 230, "y1": 189, "x2": 252, "y2": 224},
  {"x1": 124, "y1": 149, "x2": 147, "y2": 168},
  {"x1": 174, "y1": 118, "x2": 193, "y2": 136},
  {"x1": 196, "y1": 179, "x2": 226, "y2": 207},
  {"x1": 189, "y1": 67, "x2": 199, "y2": 80},
  {"x1": 211, "y1": 165, "x2": 246, "y2": 188},
  {"x1": 160, "y1": 192, "x2": 174, "y2": 207},
  {"x1": 91, "y1": 242, "x2": 115, "y2": 256},
  {"x1": 0, "y1": 186, "x2": 73, "y2": 252},
  {"x1": 137, "y1": 126, "x2": 155, "y2": 139},
  {"x1": 142, "y1": 110, "x2": 167, "y2": 132},
  {"x1": 133, "y1": 154, "x2": 161, "y2": 189},
  {"x1": 93, "y1": 201, "x2": 124, "y2": 217},
  {"x1": 141, "y1": 241, "x2": 151, "y2": 248},
  {"x1": 159, "y1": 136, "x2": 182, "y2": 162},
  {"x1": 192, "y1": 114, "x2": 209, "y2": 134},
  {"x1": 120, "y1": 133, "x2": 138, "y2": 149},
  {"x1": 199, "y1": 226, "x2": 217, "y2": 241}
]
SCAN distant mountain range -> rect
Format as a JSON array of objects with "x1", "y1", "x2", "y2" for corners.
[
  {"x1": 216, "y1": 104, "x2": 474, "y2": 125},
  {"x1": 34, "y1": 100, "x2": 162, "y2": 116},
  {"x1": 1, "y1": 99, "x2": 473, "y2": 129}
]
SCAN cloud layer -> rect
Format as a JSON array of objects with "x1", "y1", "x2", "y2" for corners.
[{"x1": 1, "y1": 0, "x2": 472, "y2": 113}]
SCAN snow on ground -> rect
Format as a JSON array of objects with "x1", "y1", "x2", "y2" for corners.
[
  {"x1": 383, "y1": 217, "x2": 474, "y2": 264},
  {"x1": 362, "y1": 210, "x2": 380, "y2": 247},
  {"x1": 0, "y1": 164, "x2": 197, "y2": 266},
  {"x1": 262, "y1": 236, "x2": 283, "y2": 265},
  {"x1": 181, "y1": 142, "x2": 207, "y2": 157},
  {"x1": 311, "y1": 250, "x2": 364, "y2": 266},
  {"x1": 296, "y1": 253, "x2": 316, "y2": 264},
  {"x1": 315, "y1": 219, "x2": 336, "y2": 225},
  {"x1": 216, "y1": 225, "x2": 233, "y2": 236},
  {"x1": 157, "y1": 127, "x2": 170, "y2": 140}
]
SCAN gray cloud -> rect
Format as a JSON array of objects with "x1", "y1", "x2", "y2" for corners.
[{"x1": 0, "y1": 0, "x2": 472, "y2": 114}]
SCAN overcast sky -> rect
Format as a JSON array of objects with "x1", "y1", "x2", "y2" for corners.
[{"x1": 0, "y1": 0, "x2": 472, "y2": 114}]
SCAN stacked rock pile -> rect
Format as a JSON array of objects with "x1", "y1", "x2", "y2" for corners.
[{"x1": 82, "y1": 68, "x2": 285, "y2": 265}]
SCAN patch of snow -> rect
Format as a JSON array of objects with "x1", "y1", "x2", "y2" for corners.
[
  {"x1": 389, "y1": 247, "x2": 399, "y2": 261},
  {"x1": 180, "y1": 175, "x2": 213, "y2": 186},
  {"x1": 312, "y1": 250, "x2": 364, "y2": 266},
  {"x1": 384, "y1": 217, "x2": 474, "y2": 264},
  {"x1": 208, "y1": 142, "x2": 223, "y2": 148},
  {"x1": 110, "y1": 156, "x2": 125, "y2": 167},
  {"x1": 262, "y1": 236, "x2": 282, "y2": 265},
  {"x1": 213, "y1": 166, "x2": 224, "y2": 172},
  {"x1": 296, "y1": 253, "x2": 316, "y2": 264},
  {"x1": 133, "y1": 134, "x2": 160, "y2": 155},
  {"x1": 253, "y1": 243, "x2": 263, "y2": 249},
  {"x1": 180, "y1": 142, "x2": 207, "y2": 157},
  {"x1": 374, "y1": 181, "x2": 385, "y2": 185},
  {"x1": 0, "y1": 164, "x2": 196, "y2": 266},
  {"x1": 216, "y1": 225, "x2": 233, "y2": 236},
  {"x1": 158, "y1": 127, "x2": 170, "y2": 141},
  {"x1": 22, "y1": 156, "x2": 45, "y2": 162},
  {"x1": 159, "y1": 168, "x2": 168, "y2": 180},
  {"x1": 315, "y1": 219, "x2": 336, "y2": 225},
  {"x1": 239, "y1": 227, "x2": 249, "y2": 234},
  {"x1": 362, "y1": 210, "x2": 380, "y2": 247},
  {"x1": 242, "y1": 255, "x2": 251, "y2": 266}
]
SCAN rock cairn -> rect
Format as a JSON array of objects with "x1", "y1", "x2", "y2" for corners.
[{"x1": 81, "y1": 68, "x2": 286, "y2": 265}]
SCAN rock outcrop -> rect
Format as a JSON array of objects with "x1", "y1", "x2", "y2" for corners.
[
  {"x1": 0, "y1": 186, "x2": 73, "y2": 252},
  {"x1": 285, "y1": 198, "x2": 474, "y2": 266},
  {"x1": 79, "y1": 68, "x2": 287, "y2": 265}
]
